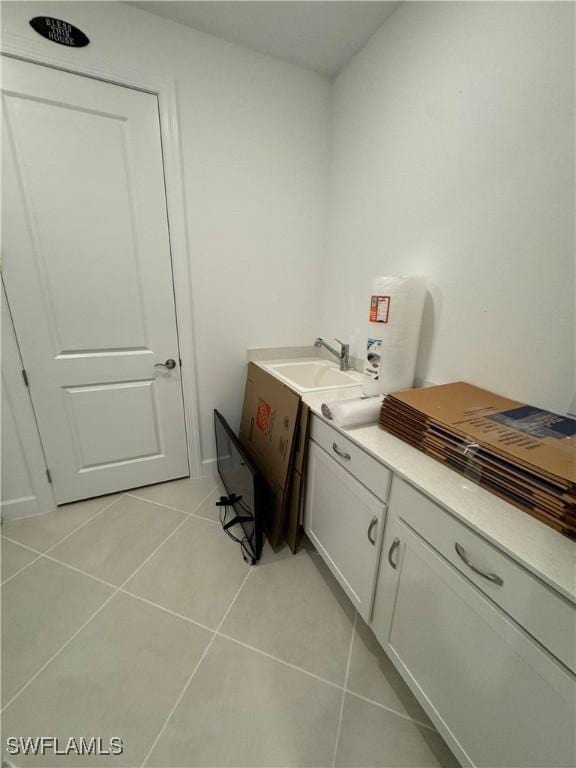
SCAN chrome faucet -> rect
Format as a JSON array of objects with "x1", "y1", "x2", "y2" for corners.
[{"x1": 314, "y1": 337, "x2": 351, "y2": 372}]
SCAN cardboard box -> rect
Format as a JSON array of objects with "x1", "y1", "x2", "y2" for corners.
[
  {"x1": 239, "y1": 362, "x2": 302, "y2": 548},
  {"x1": 379, "y1": 382, "x2": 576, "y2": 539},
  {"x1": 386, "y1": 383, "x2": 576, "y2": 485}
]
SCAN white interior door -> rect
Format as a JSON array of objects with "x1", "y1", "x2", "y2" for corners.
[{"x1": 2, "y1": 57, "x2": 189, "y2": 504}]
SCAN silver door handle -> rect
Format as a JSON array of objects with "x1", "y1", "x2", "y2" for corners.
[
  {"x1": 367, "y1": 516, "x2": 378, "y2": 545},
  {"x1": 454, "y1": 543, "x2": 504, "y2": 586},
  {"x1": 332, "y1": 442, "x2": 351, "y2": 460},
  {"x1": 155, "y1": 358, "x2": 176, "y2": 370},
  {"x1": 388, "y1": 537, "x2": 400, "y2": 569}
]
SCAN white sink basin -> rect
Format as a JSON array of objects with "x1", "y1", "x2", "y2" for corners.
[{"x1": 263, "y1": 360, "x2": 361, "y2": 392}]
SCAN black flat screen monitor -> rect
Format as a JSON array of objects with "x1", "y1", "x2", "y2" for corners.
[{"x1": 214, "y1": 410, "x2": 265, "y2": 563}]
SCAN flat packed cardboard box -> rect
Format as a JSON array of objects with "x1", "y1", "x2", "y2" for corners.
[
  {"x1": 389, "y1": 383, "x2": 576, "y2": 484},
  {"x1": 380, "y1": 382, "x2": 576, "y2": 539},
  {"x1": 239, "y1": 362, "x2": 303, "y2": 549}
]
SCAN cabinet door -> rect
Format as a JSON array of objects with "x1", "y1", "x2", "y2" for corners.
[
  {"x1": 304, "y1": 441, "x2": 386, "y2": 620},
  {"x1": 373, "y1": 517, "x2": 575, "y2": 768}
]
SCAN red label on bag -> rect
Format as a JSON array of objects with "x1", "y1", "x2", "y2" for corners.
[
  {"x1": 369, "y1": 295, "x2": 391, "y2": 323},
  {"x1": 256, "y1": 398, "x2": 272, "y2": 434}
]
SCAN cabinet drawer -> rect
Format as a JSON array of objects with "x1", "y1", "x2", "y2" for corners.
[
  {"x1": 309, "y1": 415, "x2": 390, "y2": 501},
  {"x1": 390, "y1": 477, "x2": 576, "y2": 672}
]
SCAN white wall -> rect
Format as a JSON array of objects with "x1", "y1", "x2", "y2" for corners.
[
  {"x1": 322, "y1": 1, "x2": 575, "y2": 413},
  {"x1": 2, "y1": 1, "x2": 330, "y2": 465}
]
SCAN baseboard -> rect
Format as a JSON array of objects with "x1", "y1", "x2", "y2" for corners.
[
  {"x1": 1, "y1": 495, "x2": 49, "y2": 523},
  {"x1": 201, "y1": 457, "x2": 218, "y2": 475}
]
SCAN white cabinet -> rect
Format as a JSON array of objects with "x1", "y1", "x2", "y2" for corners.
[
  {"x1": 304, "y1": 440, "x2": 388, "y2": 620},
  {"x1": 385, "y1": 475, "x2": 576, "y2": 673},
  {"x1": 309, "y1": 416, "x2": 390, "y2": 501},
  {"x1": 373, "y1": 478, "x2": 576, "y2": 768}
]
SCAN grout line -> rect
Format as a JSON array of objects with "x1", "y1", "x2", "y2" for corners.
[
  {"x1": 1, "y1": 552, "x2": 43, "y2": 586},
  {"x1": 214, "y1": 567, "x2": 254, "y2": 634},
  {"x1": 140, "y1": 567, "x2": 254, "y2": 767},
  {"x1": 1, "y1": 493, "x2": 124, "y2": 578},
  {"x1": 216, "y1": 631, "x2": 343, "y2": 692},
  {"x1": 126, "y1": 493, "x2": 222, "y2": 525},
  {"x1": 125, "y1": 480, "x2": 221, "y2": 520},
  {"x1": 121, "y1": 586, "x2": 432, "y2": 730},
  {"x1": 141, "y1": 632, "x2": 217, "y2": 768},
  {"x1": 120, "y1": 589, "x2": 214, "y2": 634},
  {"x1": 43, "y1": 494, "x2": 125, "y2": 555},
  {"x1": 1, "y1": 536, "x2": 44, "y2": 556},
  {"x1": 1, "y1": 586, "x2": 119, "y2": 713},
  {"x1": 115, "y1": 483, "x2": 224, "y2": 588},
  {"x1": 1, "y1": 536, "x2": 45, "y2": 589},
  {"x1": 1, "y1": 486, "x2": 217, "y2": 714},
  {"x1": 4, "y1": 484, "x2": 220, "y2": 596},
  {"x1": 40, "y1": 553, "x2": 118, "y2": 589},
  {"x1": 345, "y1": 689, "x2": 437, "y2": 732},
  {"x1": 331, "y1": 610, "x2": 357, "y2": 767},
  {"x1": 3, "y1": 487, "x2": 438, "y2": 739}
]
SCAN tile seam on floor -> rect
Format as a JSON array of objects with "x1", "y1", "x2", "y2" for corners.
[
  {"x1": 331, "y1": 610, "x2": 358, "y2": 767},
  {"x1": 42, "y1": 552, "x2": 118, "y2": 588},
  {"x1": 1, "y1": 482, "x2": 218, "y2": 591},
  {"x1": 117, "y1": 589, "x2": 419, "y2": 715},
  {"x1": 1, "y1": 585, "x2": 119, "y2": 713},
  {"x1": 124, "y1": 585, "x2": 373, "y2": 701},
  {"x1": 121, "y1": 588, "x2": 215, "y2": 634},
  {"x1": 42, "y1": 493, "x2": 125, "y2": 554},
  {"x1": 4, "y1": 505, "x2": 438, "y2": 737},
  {"x1": 216, "y1": 631, "x2": 343, "y2": 692},
  {"x1": 3, "y1": 543, "x2": 439, "y2": 733},
  {"x1": 1, "y1": 537, "x2": 119, "y2": 590},
  {"x1": 125, "y1": 481, "x2": 221, "y2": 521},
  {"x1": 1, "y1": 496, "x2": 200, "y2": 714},
  {"x1": 1, "y1": 552, "x2": 43, "y2": 586},
  {"x1": 140, "y1": 566, "x2": 254, "y2": 766},
  {"x1": 1, "y1": 493, "x2": 124, "y2": 563},
  {"x1": 344, "y1": 688, "x2": 438, "y2": 732}
]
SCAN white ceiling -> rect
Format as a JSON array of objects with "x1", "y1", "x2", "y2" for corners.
[{"x1": 129, "y1": 1, "x2": 399, "y2": 77}]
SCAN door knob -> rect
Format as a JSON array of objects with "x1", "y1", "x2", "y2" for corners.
[{"x1": 155, "y1": 358, "x2": 177, "y2": 370}]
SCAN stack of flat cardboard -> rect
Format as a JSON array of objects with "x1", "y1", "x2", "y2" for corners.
[{"x1": 379, "y1": 382, "x2": 576, "y2": 540}]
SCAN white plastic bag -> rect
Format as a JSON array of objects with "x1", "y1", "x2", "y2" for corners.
[{"x1": 363, "y1": 275, "x2": 427, "y2": 395}]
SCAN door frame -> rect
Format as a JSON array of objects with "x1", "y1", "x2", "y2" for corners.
[
  {"x1": 1, "y1": 41, "x2": 203, "y2": 480},
  {"x1": 1, "y1": 280, "x2": 56, "y2": 520}
]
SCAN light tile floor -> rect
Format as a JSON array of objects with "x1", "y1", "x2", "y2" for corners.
[{"x1": 1, "y1": 476, "x2": 457, "y2": 768}]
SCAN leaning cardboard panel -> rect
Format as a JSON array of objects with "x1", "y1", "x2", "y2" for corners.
[
  {"x1": 285, "y1": 403, "x2": 311, "y2": 553},
  {"x1": 239, "y1": 363, "x2": 301, "y2": 548}
]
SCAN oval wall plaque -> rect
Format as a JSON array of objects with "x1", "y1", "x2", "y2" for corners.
[{"x1": 29, "y1": 17, "x2": 90, "y2": 48}]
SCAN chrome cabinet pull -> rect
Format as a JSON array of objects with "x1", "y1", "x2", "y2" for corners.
[
  {"x1": 155, "y1": 358, "x2": 176, "y2": 370},
  {"x1": 388, "y1": 537, "x2": 400, "y2": 569},
  {"x1": 367, "y1": 516, "x2": 378, "y2": 545},
  {"x1": 454, "y1": 543, "x2": 504, "y2": 586},
  {"x1": 332, "y1": 442, "x2": 351, "y2": 460}
]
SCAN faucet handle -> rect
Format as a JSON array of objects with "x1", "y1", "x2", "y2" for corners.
[{"x1": 335, "y1": 338, "x2": 348, "y2": 348}]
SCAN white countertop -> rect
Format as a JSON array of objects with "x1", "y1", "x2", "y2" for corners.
[{"x1": 254, "y1": 359, "x2": 576, "y2": 604}]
